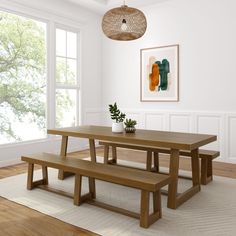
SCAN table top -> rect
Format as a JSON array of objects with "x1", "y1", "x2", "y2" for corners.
[{"x1": 47, "y1": 125, "x2": 217, "y2": 151}]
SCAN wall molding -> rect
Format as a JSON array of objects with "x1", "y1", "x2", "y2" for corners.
[{"x1": 226, "y1": 114, "x2": 236, "y2": 162}]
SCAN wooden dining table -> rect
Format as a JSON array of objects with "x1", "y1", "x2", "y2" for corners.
[{"x1": 47, "y1": 125, "x2": 217, "y2": 209}]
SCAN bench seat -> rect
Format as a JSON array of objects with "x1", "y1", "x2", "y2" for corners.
[
  {"x1": 99, "y1": 141, "x2": 220, "y2": 185},
  {"x1": 21, "y1": 153, "x2": 171, "y2": 228}
]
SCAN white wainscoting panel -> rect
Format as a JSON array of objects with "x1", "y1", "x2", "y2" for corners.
[
  {"x1": 144, "y1": 113, "x2": 166, "y2": 130},
  {"x1": 84, "y1": 109, "x2": 102, "y2": 126},
  {"x1": 196, "y1": 114, "x2": 223, "y2": 160},
  {"x1": 227, "y1": 115, "x2": 236, "y2": 162},
  {"x1": 169, "y1": 114, "x2": 191, "y2": 133},
  {"x1": 101, "y1": 111, "x2": 112, "y2": 126}
]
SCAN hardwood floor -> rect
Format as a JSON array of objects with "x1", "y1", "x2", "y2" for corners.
[
  {"x1": 0, "y1": 197, "x2": 98, "y2": 236},
  {"x1": 0, "y1": 149, "x2": 99, "y2": 236},
  {"x1": 0, "y1": 147, "x2": 236, "y2": 236}
]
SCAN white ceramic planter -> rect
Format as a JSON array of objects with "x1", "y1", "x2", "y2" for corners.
[{"x1": 112, "y1": 122, "x2": 124, "y2": 133}]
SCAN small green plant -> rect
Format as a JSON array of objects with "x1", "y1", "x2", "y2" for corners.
[
  {"x1": 124, "y1": 118, "x2": 137, "y2": 128},
  {"x1": 109, "y1": 102, "x2": 126, "y2": 123}
]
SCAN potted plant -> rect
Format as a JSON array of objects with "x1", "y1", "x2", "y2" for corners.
[
  {"x1": 124, "y1": 118, "x2": 137, "y2": 133},
  {"x1": 109, "y1": 102, "x2": 126, "y2": 133}
]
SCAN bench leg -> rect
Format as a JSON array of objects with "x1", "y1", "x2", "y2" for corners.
[
  {"x1": 146, "y1": 151, "x2": 152, "y2": 171},
  {"x1": 27, "y1": 163, "x2": 48, "y2": 190},
  {"x1": 103, "y1": 145, "x2": 117, "y2": 164},
  {"x1": 27, "y1": 163, "x2": 34, "y2": 190},
  {"x1": 201, "y1": 158, "x2": 213, "y2": 185},
  {"x1": 153, "y1": 190, "x2": 162, "y2": 218},
  {"x1": 111, "y1": 146, "x2": 117, "y2": 164},
  {"x1": 74, "y1": 174, "x2": 82, "y2": 205},
  {"x1": 153, "y1": 152, "x2": 160, "y2": 172},
  {"x1": 146, "y1": 152, "x2": 159, "y2": 172},
  {"x1": 207, "y1": 158, "x2": 213, "y2": 180},
  {"x1": 140, "y1": 190, "x2": 161, "y2": 228},
  {"x1": 140, "y1": 190, "x2": 150, "y2": 228},
  {"x1": 104, "y1": 145, "x2": 109, "y2": 164},
  {"x1": 88, "y1": 177, "x2": 96, "y2": 199}
]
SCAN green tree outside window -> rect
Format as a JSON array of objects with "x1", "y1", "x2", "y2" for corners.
[{"x1": 0, "y1": 12, "x2": 46, "y2": 142}]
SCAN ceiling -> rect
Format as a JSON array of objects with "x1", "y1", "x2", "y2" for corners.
[{"x1": 65, "y1": 0, "x2": 166, "y2": 14}]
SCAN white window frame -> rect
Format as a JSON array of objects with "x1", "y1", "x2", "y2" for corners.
[
  {"x1": 0, "y1": 6, "x2": 82, "y2": 146},
  {"x1": 53, "y1": 24, "x2": 80, "y2": 128}
]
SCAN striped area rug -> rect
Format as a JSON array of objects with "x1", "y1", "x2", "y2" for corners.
[{"x1": 0, "y1": 158, "x2": 236, "y2": 236}]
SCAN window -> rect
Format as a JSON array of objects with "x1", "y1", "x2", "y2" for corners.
[
  {"x1": 0, "y1": 10, "x2": 80, "y2": 145},
  {"x1": 0, "y1": 11, "x2": 47, "y2": 144},
  {"x1": 55, "y1": 28, "x2": 79, "y2": 128}
]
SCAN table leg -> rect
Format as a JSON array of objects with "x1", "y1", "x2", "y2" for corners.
[
  {"x1": 89, "y1": 139, "x2": 96, "y2": 162},
  {"x1": 89, "y1": 139, "x2": 96, "y2": 198},
  {"x1": 167, "y1": 149, "x2": 179, "y2": 209},
  {"x1": 27, "y1": 163, "x2": 34, "y2": 190},
  {"x1": 58, "y1": 135, "x2": 68, "y2": 180},
  {"x1": 191, "y1": 148, "x2": 201, "y2": 189}
]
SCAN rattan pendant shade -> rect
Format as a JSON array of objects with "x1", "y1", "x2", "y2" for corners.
[{"x1": 102, "y1": 4, "x2": 147, "y2": 41}]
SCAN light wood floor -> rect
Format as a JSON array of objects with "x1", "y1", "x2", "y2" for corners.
[
  {"x1": 1, "y1": 147, "x2": 236, "y2": 236},
  {"x1": 0, "y1": 149, "x2": 100, "y2": 236}
]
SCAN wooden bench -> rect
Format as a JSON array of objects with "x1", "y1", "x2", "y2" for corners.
[
  {"x1": 21, "y1": 153, "x2": 171, "y2": 228},
  {"x1": 99, "y1": 141, "x2": 220, "y2": 185}
]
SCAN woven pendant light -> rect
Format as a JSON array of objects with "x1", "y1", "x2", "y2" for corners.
[{"x1": 102, "y1": 2, "x2": 147, "y2": 41}]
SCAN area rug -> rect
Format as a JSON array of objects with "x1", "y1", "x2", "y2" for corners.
[{"x1": 0, "y1": 158, "x2": 236, "y2": 236}]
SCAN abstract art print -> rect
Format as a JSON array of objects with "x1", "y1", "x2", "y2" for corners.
[{"x1": 140, "y1": 44, "x2": 179, "y2": 101}]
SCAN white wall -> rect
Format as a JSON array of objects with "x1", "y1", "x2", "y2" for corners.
[
  {"x1": 100, "y1": 0, "x2": 236, "y2": 163},
  {"x1": 2, "y1": 0, "x2": 236, "y2": 166},
  {"x1": 0, "y1": 0, "x2": 103, "y2": 166}
]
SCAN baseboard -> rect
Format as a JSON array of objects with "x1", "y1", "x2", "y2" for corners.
[{"x1": 0, "y1": 159, "x2": 23, "y2": 168}]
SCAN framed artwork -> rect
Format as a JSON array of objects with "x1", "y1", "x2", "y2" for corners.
[{"x1": 140, "y1": 44, "x2": 179, "y2": 102}]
